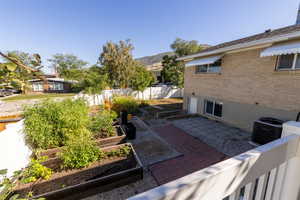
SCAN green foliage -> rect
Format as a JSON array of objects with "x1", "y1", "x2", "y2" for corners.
[
  {"x1": 111, "y1": 96, "x2": 139, "y2": 114},
  {"x1": 105, "y1": 145, "x2": 131, "y2": 158},
  {"x1": 88, "y1": 109, "x2": 117, "y2": 138},
  {"x1": 161, "y1": 55, "x2": 184, "y2": 88},
  {"x1": 48, "y1": 53, "x2": 88, "y2": 80},
  {"x1": 0, "y1": 51, "x2": 44, "y2": 93},
  {"x1": 99, "y1": 40, "x2": 136, "y2": 88},
  {"x1": 170, "y1": 38, "x2": 203, "y2": 57},
  {"x1": 130, "y1": 65, "x2": 155, "y2": 93},
  {"x1": 59, "y1": 137, "x2": 101, "y2": 169},
  {"x1": 23, "y1": 98, "x2": 91, "y2": 149},
  {"x1": 20, "y1": 157, "x2": 52, "y2": 184},
  {"x1": 75, "y1": 65, "x2": 108, "y2": 94}
]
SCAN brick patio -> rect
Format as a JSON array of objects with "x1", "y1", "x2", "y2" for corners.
[{"x1": 149, "y1": 124, "x2": 227, "y2": 185}]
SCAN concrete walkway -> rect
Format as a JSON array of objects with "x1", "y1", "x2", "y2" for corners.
[
  {"x1": 149, "y1": 124, "x2": 227, "y2": 185},
  {"x1": 172, "y1": 117, "x2": 255, "y2": 157}
]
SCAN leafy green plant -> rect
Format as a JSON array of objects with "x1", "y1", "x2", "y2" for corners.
[
  {"x1": 23, "y1": 98, "x2": 91, "y2": 149},
  {"x1": 111, "y1": 96, "x2": 139, "y2": 114},
  {"x1": 88, "y1": 109, "x2": 117, "y2": 138},
  {"x1": 20, "y1": 156, "x2": 52, "y2": 184},
  {"x1": 105, "y1": 145, "x2": 131, "y2": 158},
  {"x1": 59, "y1": 136, "x2": 102, "y2": 169}
]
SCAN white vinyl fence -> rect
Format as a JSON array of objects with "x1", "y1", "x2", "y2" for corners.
[
  {"x1": 128, "y1": 121, "x2": 300, "y2": 200},
  {"x1": 74, "y1": 86, "x2": 183, "y2": 106}
]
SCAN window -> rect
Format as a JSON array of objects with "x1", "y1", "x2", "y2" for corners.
[
  {"x1": 204, "y1": 100, "x2": 223, "y2": 118},
  {"x1": 195, "y1": 59, "x2": 222, "y2": 74},
  {"x1": 32, "y1": 82, "x2": 43, "y2": 92},
  {"x1": 277, "y1": 54, "x2": 300, "y2": 70},
  {"x1": 49, "y1": 82, "x2": 64, "y2": 91}
]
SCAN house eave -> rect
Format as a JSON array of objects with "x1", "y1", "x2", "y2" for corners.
[{"x1": 177, "y1": 30, "x2": 300, "y2": 61}]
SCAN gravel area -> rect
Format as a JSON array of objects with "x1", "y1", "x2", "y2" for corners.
[
  {"x1": 82, "y1": 171, "x2": 157, "y2": 200},
  {"x1": 172, "y1": 117, "x2": 255, "y2": 157},
  {"x1": 0, "y1": 97, "x2": 72, "y2": 116}
]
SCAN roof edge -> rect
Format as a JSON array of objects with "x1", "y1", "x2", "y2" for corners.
[{"x1": 177, "y1": 30, "x2": 300, "y2": 61}]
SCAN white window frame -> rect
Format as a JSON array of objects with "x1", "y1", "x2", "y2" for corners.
[
  {"x1": 277, "y1": 54, "x2": 300, "y2": 71},
  {"x1": 32, "y1": 82, "x2": 43, "y2": 92},
  {"x1": 204, "y1": 99, "x2": 223, "y2": 118},
  {"x1": 195, "y1": 60, "x2": 222, "y2": 74}
]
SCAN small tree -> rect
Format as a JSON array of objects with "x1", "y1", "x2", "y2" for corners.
[
  {"x1": 161, "y1": 55, "x2": 184, "y2": 88},
  {"x1": 130, "y1": 65, "x2": 155, "y2": 99},
  {"x1": 161, "y1": 38, "x2": 204, "y2": 88},
  {"x1": 99, "y1": 40, "x2": 136, "y2": 88},
  {"x1": 48, "y1": 53, "x2": 88, "y2": 80},
  {"x1": 76, "y1": 66, "x2": 108, "y2": 105}
]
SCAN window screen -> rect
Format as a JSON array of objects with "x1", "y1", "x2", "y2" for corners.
[
  {"x1": 277, "y1": 54, "x2": 294, "y2": 69},
  {"x1": 205, "y1": 100, "x2": 214, "y2": 115}
]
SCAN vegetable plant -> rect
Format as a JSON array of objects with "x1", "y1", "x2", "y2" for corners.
[
  {"x1": 20, "y1": 156, "x2": 52, "y2": 184},
  {"x1": 88, "y1": 109, "x2": 117, "y2": 138},
  {"x1": 23, "y1": 98, "x2": 91, "y2": 149},
  {"x1": 59, "y1": 136, "x2": 102, "y2": 169},
  {"x1": 111, "y1": 96, "x2": 139, "y2": 114}
]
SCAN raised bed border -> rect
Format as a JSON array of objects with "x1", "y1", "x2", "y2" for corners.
[
  {"x1": 40, "y1": 125, "x2": 127, "y2": 159},
  {"x1": 11, "y1": 143, "x2": 143, "y2": 200}
]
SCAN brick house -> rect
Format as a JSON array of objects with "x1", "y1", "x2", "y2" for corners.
[
  {"x1": 29, "y1": 75, "x2": 76, "y2": 93},
  {"x1": 179, "y1": 24, "x2": 300, "y2": 131}
]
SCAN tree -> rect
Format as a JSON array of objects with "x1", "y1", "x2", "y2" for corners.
[
  {"x1": 171, "y1": 38, "x2": 203, "y2": 57},
  {"x1": 161, "y1": 55, "x2": 184, "y2": 88},
  {"x1": 48, "y1": 54, "x2": 88, "y2": 80},
  {"x1": 99, "y1": 40, "x2": 136, "y2": 88},
  {"x1": 161, "y1": 38, "x2": 204, "y2": 87},
  {"x1": 0, "y1": 51, "x2": 44, "y2": 93},
  {"x1": 75, "y1": 65, "x2": 108, "y2": 104},
  {"x1": 130, "y1": 65, "x2": 155, "y2": 99}
]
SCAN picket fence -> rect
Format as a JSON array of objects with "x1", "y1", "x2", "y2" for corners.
[{"x1": 73, "y1": 86, "x2": 183, "y2": 106}]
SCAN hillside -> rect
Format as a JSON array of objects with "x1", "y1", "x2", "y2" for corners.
[{"x1": 136, "y1": 52, "x2": 174, "y2": 66}]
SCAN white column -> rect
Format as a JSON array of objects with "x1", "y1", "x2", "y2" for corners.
[{"x1": 279, "y1": 121, "x2": 300, "y2": 200}]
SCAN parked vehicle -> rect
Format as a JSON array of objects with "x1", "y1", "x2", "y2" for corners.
[{"x1": 0, "y1": 89, "x2": 13, "y2": 97}]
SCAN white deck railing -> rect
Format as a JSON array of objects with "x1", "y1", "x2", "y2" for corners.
[{"x1": 128, "y1": 122, "x2": 300, "y2": 200}]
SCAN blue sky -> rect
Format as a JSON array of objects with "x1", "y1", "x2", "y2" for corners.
[{"x1": 0, "y1": 0, "x2": 299, "y2": 72}]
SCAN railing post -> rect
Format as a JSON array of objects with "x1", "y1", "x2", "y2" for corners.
[{"x1": 278, "y1": 121, "x2": 300, "y2": 200}]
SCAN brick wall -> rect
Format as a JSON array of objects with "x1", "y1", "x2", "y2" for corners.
[{"x1": 184, "y1": 48, "x2": 300, "y2": 112}]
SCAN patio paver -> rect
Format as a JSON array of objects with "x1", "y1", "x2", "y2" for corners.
[
  {"x1": 172, "y1": 117, "x2": 255, "y2": 157},
  {"x1": 149, "y1": 124, "x2": 227, "y2": 185}
]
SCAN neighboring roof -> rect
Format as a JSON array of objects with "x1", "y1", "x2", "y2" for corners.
[
  {"x1": 29, "y1": 78, "x2": 77, "y2": 84},
  {"x1": 136, "y1": 52, "x2": 174, "y2": 66},
  {"x1": 178, "y1": 24, "x2": 300, "y2": 61}
]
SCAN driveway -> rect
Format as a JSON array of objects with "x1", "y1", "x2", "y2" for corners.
[{"x1": 172, "y1": 117, "x2": 255, "y2": 157}]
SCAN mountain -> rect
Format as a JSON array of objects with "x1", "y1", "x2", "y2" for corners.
[{"x1": 136, "y1": 52, "x2": 174, "y2": 66}]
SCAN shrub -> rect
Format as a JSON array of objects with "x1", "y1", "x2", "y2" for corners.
[
  {"x1": 88, "y1": 109, "x2": 117, "y2": 138},
  {"x1": 21, "y1": 156, "x2": 52, "y2": 184},
  {"x1": 111, "y1": 96, "x2": 139, "y2": 114},
  {"x1": 105, "y1": 145, "x2": 131, "y2": 158},
  {"x1": 59, "y1": 136, "x2": 102, "y2": 169},
  {"x1": 23, "y1": 98, "x2": 91, "y2": 149}
]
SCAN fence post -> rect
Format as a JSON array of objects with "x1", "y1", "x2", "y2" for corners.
[{"x1": 277, "y1": 121, "x2": 300, "y2": 200}]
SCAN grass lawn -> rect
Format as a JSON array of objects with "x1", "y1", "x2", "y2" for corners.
[{"x1": 2, "y1": 93, "x2": 76, "y2": 101}]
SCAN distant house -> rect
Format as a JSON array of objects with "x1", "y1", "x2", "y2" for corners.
[
  {"x1": 179, "y1": 16, "x2": 300, "y2": 131},
  {"x1": 29, "y1": 75, "x2": 76, "y2": 93}
]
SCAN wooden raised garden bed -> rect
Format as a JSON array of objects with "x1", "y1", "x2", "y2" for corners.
[
  {"x1": 11, "y1": 143, "x2": 143, "y2": 200},
  {"x1": 40, "y1": 126, "x2": 126, "y2": 159}
]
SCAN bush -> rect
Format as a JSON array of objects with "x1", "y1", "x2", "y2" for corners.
[
  {"x1": 59, "y1": 136, "x2": 103, "y2": 169},
  {"x1": 88, "y1": 109, "x2": 117, "y2": 138},
  {"x1": 21, "y1": 156, "x2": 52, "y2": 184},
  {"x1": 111, "y1": 96, "x2": 139, "y2": 114},
  {"x1": 23, "y1": 98, "x2": 91, "y2": 149}
]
